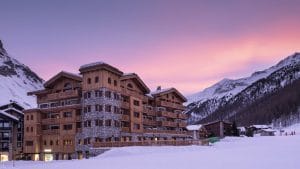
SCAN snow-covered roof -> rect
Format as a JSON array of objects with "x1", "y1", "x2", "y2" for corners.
[
  {"x1": 261, "y1": 129, "x2": 276, "y2": 132},
  {"x1": 186, "y1": 124, "x2": 203, "y2": 131},
  {"x1": 0, "y1": 110, "x2": 19, "y2": 121},
  {"x1": 61, "y1": 71, "x2": 82, "y2": 78},
  {"x1": 79, "y1": 61, "x2": 106, "y2": 69},
  {"x1": 251, "y1": 125, "x2": 270, "y2": 129},
  {"x1": 150, "y1": 88, "x2": 173, "y2": 95},
  {"x1": 238, "y1": 127, "x2": 246, "y2": 132},
  {"x1": 3, "y1": 107, "x2": 23, "y2": 115}
]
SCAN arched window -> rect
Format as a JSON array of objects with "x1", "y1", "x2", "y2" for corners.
[
  {"x1": 63, "y1": 82, "x2": 72, "y2": 91},
  {"x1": 87, "y1": 78, "x2": 91, "y2": 84},
  {"x1": 127, "y1": 83, "x2": 133, "y2": 88}
]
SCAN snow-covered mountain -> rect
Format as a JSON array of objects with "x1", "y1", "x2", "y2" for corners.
[
  {"x1": 186, "y1": 52, "x2": 300, "y2": 124},
  {"x1": 0, "y1": 40, "x2": 43, "y2": 108}
]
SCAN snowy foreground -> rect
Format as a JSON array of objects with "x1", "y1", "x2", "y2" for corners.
[{"x1": 2, "y1": 126, "x2": 300, "y2": 169}]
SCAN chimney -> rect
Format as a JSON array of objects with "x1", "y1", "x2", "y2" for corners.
[{"x1": 156, "y1": 86, "x2": 161, "y2": 91}]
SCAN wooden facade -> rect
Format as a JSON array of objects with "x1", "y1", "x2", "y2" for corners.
[{"x1": 23, "y1": 62, "x2": 190, "y2": 160}]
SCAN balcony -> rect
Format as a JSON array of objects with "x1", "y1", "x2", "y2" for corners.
[
  {"x1": 41, "y1": 118, "x2": 60, "y2": 124},
  {"x1": 121, "y1": 88, "x2": 145, "y2": 100},
  {"x1": 121, "y1": 127, "x2": 130, "y2": 132},
  {"x1": 121, "y1": 102, "x2": 130, "y2": 109},
  {"x1": 158, "y1": 121, "x2": 178, "y2": 127},
  {"x1": 143, "y1": 106, "x2": 157, "y2": 116},
  {"x1": 143, "y1": 119, "x2": 157, "y2": 126},
  {"x1": 42, "y1": 129, "x2": 60, "y2": 135},
  {"x1": 144, "y1": 129, "x2": 188, "y2": 135},
  {"x1": 156, "y1": 101, "x2": 185, "y2": 110},
  {"x1": 178, "y1": 121, "x2": 187, "y2": 128},
  {"x1": 178, "y1": 113, "x2": 188, "y2": 119},
  {"x1": 121, "y1": 115, "x2": 130, "y2": 121},
  {"x1": 157, "y1": 111, "x2": 177, "y2": 118},
  {"x1": 47, "y1": 90, "x2": 80, "y2": 101}
]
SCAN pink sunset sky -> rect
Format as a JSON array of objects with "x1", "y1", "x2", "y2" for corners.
[{"x1": 1, "y1": 0, "x2": 300, "y2": 95}]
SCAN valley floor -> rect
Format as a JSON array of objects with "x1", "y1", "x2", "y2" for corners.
[{"x1": 2, "y1": 128, "x2": 300, "y2": 169}]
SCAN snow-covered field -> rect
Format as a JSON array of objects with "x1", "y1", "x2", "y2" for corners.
[{"x1": 2, "y1": 133, "x2": 300, "y2": 169}]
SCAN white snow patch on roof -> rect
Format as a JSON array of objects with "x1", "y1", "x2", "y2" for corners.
[{"x1": 186, "y1": 124, "x2": 203, "y2": 131}]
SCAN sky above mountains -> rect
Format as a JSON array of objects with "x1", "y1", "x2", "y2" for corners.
[{"x1": 1, "y1": 0, "x2": 300, "y2": 95}]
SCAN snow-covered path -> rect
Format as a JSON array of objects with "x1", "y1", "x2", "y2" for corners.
[{"x1": 2, "y1": 135, "x2": 300, "y2": 169}]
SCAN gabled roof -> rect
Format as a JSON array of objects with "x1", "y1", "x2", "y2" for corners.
[
  {"x1": 44, "y1": 71, "x2": 82, "y2": 88},
  {"x1": 121, "y1": 73, "x2": 150, "y2": 94},
  {"x1": 151, "y1": 88, "x2": 187, "y2": 102},
  {"x1": 79, "y1": 62, "x2": 123, "y2": 76},
  {"x1": 0, "y1": 110, "x2": 19, "y2": 121}
]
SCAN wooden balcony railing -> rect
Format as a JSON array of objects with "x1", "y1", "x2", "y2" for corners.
[
  {"x1": 144, "y1": 129, "x2": 189, "y2": 135},
  {"x1": 178, "y1": 121, "x2": 187, "y2": 128},
  {"x1": 143, "y1": 119, "x2": 157, "y2": 126},
  {"x1": 42, "y1": 129, "x2": 60, "y2": 135},
  {"x1": 41, "y1": 118, "x2": 60, "y2": 124},
  {"x1": 121, "y1": 115, "x2": 130, "y2": 121},
  {"x1": 122, "y1": 127, "x2": 130, "y2": 132},
  {"x1": 121, "y1": 102, "x2": 130, "y2": 109},
  {"x1": 178, "y1": 113, "x2": 188, "y2": 119},
  {"x1": 156, "y1": 101, "x2": 185, "y2": 110},
  {"x1": 158, "y1": 121, "x2": 178, "y2": 127},
  {"x1": 143, "y1": 106, "x2": 157, "y2": 116},
  {"x1": 93, "y1": 140, "x2": 208, "y2": 148},
  {"x1": 157, "y1": 111, "x2": 178, "y2": 118},
  {"x1": 47, "y1": 90, "x2": 80, "y2": 101}
]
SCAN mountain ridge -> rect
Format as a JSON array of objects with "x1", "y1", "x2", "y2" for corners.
[{"x1": 0, "y1": 40, "x2": 44, "y2": 108}]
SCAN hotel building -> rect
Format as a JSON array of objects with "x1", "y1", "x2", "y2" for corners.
[{"x1": 23, "y1": 62, "x2": 190, "y2": 160}]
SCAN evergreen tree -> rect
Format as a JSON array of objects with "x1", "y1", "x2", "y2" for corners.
[{"x1": 231, "y1": 121, "x2": 239, "y2": 136}]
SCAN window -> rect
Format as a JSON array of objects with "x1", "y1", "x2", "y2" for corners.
[
  {"x1": 84, "y1": 92, "x2": 91, "y2": 99},
  {"x1": 105, "y1": 105, "x2": 112, "y2": 112},
  {"x1": 108, "y1": 77, "x2": 112, "y2": 84},
  {"x1": 133, "y1": 100, "x2": 140, "y2": 106},
  {"x1": 64, "y1": 83, "x2": 72, "y2": 91},
  {"x1": 87, "y1": 78, "x2": 91, "y2": 84},
  {"x1": 50, "y1": 140, "x2": 53, "y2": 146},
  {"x1": 127, "y1": 83, "x2": 133, "y2": 88},
  {"x1": 84, "y1": 138, "x2": 90, "y2": 145},
  {"x1": 105, "y1": 91, "x2": 111, "y2": 98},
  {"x1": 84, "y1": 105, "x2": 91, "y2": 113},
  {"x1": 134, "y1": 112, "x2": 140, "y2": 118},
  {"x1": 26, "y1": 127, "x2": 29, "y2": 132},
  {"x1": 95, "y1": 104, "x2": 103, "y2": 112},
  {"x1": 31, "y1": 115, "x2": 34, "y2": 120},
  {"x1": 114, "y1": 106, "x2": 119, "y2": 114},
  {"x1": 134, "y1": 124, "x2": 140, "y2": 130},
  {"x1": 63, "y1": 140, "x2": 73, "y2": 146},
  {"x1": 25, "y1": 141, "x2": 33, "y2": 146},
  {"x1": 63, "y1": 112, "x2": 72, "y2": 118},
  {"x1": 114, "y1": 93, "x2": 119, "y2": 100},
  {"x1": 105, "y1": 119, "x2": 111, "y2": 126},
  {"x1": 63, "y1": 124, "x2": 73, "y2": 130},
  {"x1": 84, "y1": 121, "x2": 91, "y2": 127},
  {"x1": 95, "y1": 119, "x2": 103, "y2": 126},
  {"x1": 114, "y1": 80, "x2": 117, "y2": 86},
  {"x1": 31, "y1": 127, "x2": 33, "y2": 132},
  {"x1": 114, "y1": 120, "x2": 120, "y2": 127},
  {"x1": 95, "y1": 90, "x2": 103, "y2": 97},
  {"x1": 26, "y1": 115, "x2": 29, "y2": 120},
  {"x1": 76, "y1": 122, "x2": 81, "y2": 129},
  {"x1": 95, "y1": 76, "x2": 99, "y2": 83},
  {"x1": 44, "y1": 140, "x2": 47, "y2": 146}
]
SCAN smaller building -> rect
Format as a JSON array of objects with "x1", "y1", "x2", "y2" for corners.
[
  {"x1": 0, "y1": 102, "x2": 24, "y2": 161},
  {"x1": 260, "y1": 129, "x2": 276, "y2": 136},
  {"x1": 203, "y1": 120, "x2": 232, "y2": 138},
  {"x1": 249, "y1": 125, "x2": 271, "y2": 134},
  {"x1": 186, "y1": 124, "x2": 208, "y2": 139},
  {"x1": 237, "y1": 127, "x2": 246, "y2": 136}
]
